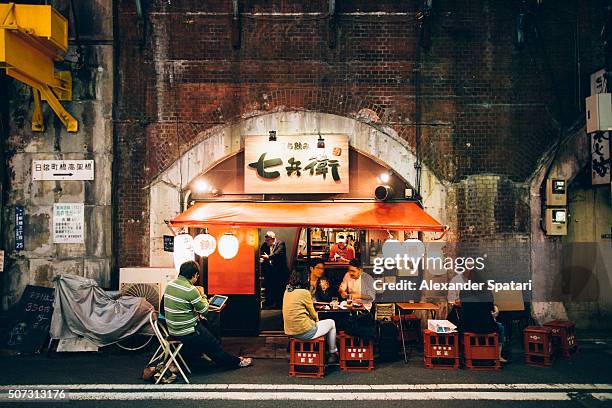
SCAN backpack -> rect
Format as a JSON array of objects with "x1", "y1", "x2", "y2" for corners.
[
  {"x1": 377, "y1": 319, "x2": 400, "y2": 362},
  {"x1": 345, "y1": 310, "x2": 377, "y2": 342}
]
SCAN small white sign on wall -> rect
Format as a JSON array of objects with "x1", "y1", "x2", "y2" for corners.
[
  {"x1": 0, "y1": 250, "x2": 4, "y2": 272},
  {"x1": 53, "y1": 203, "x2": 85, "y2": 244},
  {"x1": 32, "y1": 160, "x2": 94, "y2": 181}
]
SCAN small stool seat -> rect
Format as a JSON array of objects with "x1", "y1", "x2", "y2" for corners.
[
  {"x1": 523, "y1": 326, "x2": 554, "y2": 367},
  {"x1": 423, "y1": 329, "x2": 459, "y2": 370},
  {"x1": 338, "y1": 331, "x2": 374, "y2": 372},
  {"x1": 463, "y1": 332, "x2": 500, "y2": 370},
  {"x1": 289, "y1": 336, "x2": 326, "y2": 378},
  {"x1": 544, "y1": 320, "x2": 578, "y2": 358}
]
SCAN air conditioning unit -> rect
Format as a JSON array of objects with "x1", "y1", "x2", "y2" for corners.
[
  {"x1": 119, "y1": 268, "x2": 178, "y2": 310},
  {"x1": 586, "y1": 93, "x2": 612, "y2": 133}
]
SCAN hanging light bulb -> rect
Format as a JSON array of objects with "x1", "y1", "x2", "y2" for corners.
[
  {"x1": 173, "y1": 234, "x2": 195, "y2": 272},
  {"x1": 193, "y1": 233, "x2": 217, "y2": 257},
  {"x1": 218, "y1": 233, "x2": 240, "y2": 259}
]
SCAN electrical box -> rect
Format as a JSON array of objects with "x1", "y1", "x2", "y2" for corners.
[
  {"x1": 545, "y1": 208, "x2": 567, "y2": 236},
  {"x1": 545, "y1": 178, "x2": 567, "y2": 206},
  {"x1": 586, "y1": 93, "x2": 612, "y2": 134}
]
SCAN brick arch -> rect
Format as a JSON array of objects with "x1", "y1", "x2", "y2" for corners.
[
  {"x1": 148, "y1": 110, "x2": 448, "y2": 267},
  {"x1": 147, "y1": 89, "x2": 395, "y2": 182}
]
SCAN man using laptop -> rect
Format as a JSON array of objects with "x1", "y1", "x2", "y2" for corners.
[{"x1": 163, "y1": 261, "x2": 252, "y2": 369}]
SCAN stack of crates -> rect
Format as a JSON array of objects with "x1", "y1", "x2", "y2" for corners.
[
  {"x1": 423, "y1": 329, "x2": 459, "y2": 370},
  {"x1": 289, "y1": 337, "x2": 325, "y2": 378},
  {"x1": 523, "y1": 326, "x2": 554, "y2": 367},
  {"x1": 338, "y1": 332, "x2": 374, "y2": 372},
  {"x1": 463, "y1": 332, "x2": 501, "y2": 370},
  {"x1": 544, "y1": 320, "x2": 578, "y2": 358}
]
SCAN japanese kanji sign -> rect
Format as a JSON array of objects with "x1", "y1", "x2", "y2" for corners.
[
  {"x1": 53, "y1": 203, "x2": 84, "y2": 244},
  {"x1": 15, "y1": 206, "x2": 24, "y2": 251},
  {"x1": 32, "y1": 160, "x2": 94, "y2": 181},
  {"x1": 244, "y1": 135, "x2": 349, "y2": 193},
  {"x1": 591, "y1": 132, "x2": 611, "y2": 185}
]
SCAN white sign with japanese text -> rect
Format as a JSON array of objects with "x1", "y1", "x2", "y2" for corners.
[
  {"x1": 0, "y1": 250, "x2": 4, "y2": 272},
  {"x1": 53, "y1": 203, "x2": 85, "y2": 244},
  {"x1": 32, "y1": 160, "x2": 94, "y2": 181},
  {"x1": 244, "y1": 134, "x2": 349, "y2": 193},
  {"x1": 592, "y1": 132, "x2": 611, "y2": 185}
]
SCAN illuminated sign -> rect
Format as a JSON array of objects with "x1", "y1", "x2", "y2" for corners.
[{"x1": 244, "y1": 135, "x2": 349, "y2": 193}]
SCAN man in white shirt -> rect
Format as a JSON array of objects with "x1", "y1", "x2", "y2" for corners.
[{"x1": 338, "y1": 258, "x2": 377, "y2": 311}]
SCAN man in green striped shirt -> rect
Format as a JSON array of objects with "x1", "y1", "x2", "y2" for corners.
[{"x1": 163, "y1": 261, "x2": 252, "y2": 368}]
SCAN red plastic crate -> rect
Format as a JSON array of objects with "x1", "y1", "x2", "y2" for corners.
[
  {"x1": 523, "y1": 326, "x2": 554, "y2": 368},
  {"x1": 544, "y1": 320, "x2": 578, "y2": 358},
  {"x1": 463, "y1": 332, "x2": 500, "y2": 370},
  {"x1": 289, "y1": 336, "x2": 325, "y2": 378},
  {"x1": 338, "y1": 332, "x2": 374, "y2": 372}
]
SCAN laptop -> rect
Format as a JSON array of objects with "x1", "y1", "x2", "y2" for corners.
[{"x1": 208, "y1": 294, "x2": 229, "y2": 312}]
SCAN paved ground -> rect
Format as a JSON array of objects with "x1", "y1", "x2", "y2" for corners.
[{"x1": 1, "y1": 336, "x2": 611, "y2": 407}]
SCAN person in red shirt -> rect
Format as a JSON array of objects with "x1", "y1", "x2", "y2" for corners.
[{"x1": 329, "y1": 234, "x2": 355, "y2": 263}]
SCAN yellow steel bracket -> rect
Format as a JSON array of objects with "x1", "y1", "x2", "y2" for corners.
[{"x1": 0, "y1": 3, "x2": 78, "y2": 133}]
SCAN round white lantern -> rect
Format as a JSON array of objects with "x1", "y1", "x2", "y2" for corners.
[
  {"x1": 218, "y1": 233, "x2": 239, "y2": 259},
  {"x1": 173, "y1": 234, "x2": 195, "y2": 272},
  {"x1": 193, "y1": 233, "x2": 217, "y2": 257}
]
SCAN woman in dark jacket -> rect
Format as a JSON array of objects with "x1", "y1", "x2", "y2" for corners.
[{"x1": 458, "y1": 273, "x2": 507, "y2": 363}]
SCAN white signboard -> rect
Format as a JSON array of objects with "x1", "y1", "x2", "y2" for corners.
[
  {"x1": 591, "y1": 68, "x2": 608, "y2": 96},
  {"x1": 32, "y1": 160, "x2": 94, "y2": 181},
  {"x1": 53, "y1": 203, "x2": 85, "y2": 243},
  {"x1": 0, "y1": 250, "x2": 4, "y2": 272},
  {"x1": 592, "y1": 132, "x2": 611, "y2": 185},
  {"x1": 244, "y1": 134, "x2": 349, "y2": 193}
]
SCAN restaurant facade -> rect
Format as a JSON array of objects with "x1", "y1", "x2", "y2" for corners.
[{"x1": 1, "y1": 0, "x2": 611, "y2": 331}]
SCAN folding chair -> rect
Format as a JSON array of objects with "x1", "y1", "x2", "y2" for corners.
[{"x1": 148, "y1": 311, "x2": 191, "y2": 384}]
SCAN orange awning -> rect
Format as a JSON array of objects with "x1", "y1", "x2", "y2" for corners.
[{"x1": 170, "y1": 201, "x2": 446, "y2": 232}]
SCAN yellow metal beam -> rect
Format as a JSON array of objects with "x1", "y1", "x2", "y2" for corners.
[{"x1": 0, "y1": 3, "x2": 77, "y2": 133}]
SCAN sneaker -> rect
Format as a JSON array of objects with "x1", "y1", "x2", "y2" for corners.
[
  {"x1": 500, "y1": 356, "x2": 508, "y2": 364},
  {"x1": 239, "y1": 357, "x2": 253, "y2": 368},
  {"x1": 327, "y1": 353, "x2": 339, "y2": 365}
]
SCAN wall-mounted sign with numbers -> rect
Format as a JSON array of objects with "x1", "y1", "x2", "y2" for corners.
[
  {"x1": 32, "y1": 160, "x2": 94, "y2": 181},
  {"x1": 15, "y1": 206, "x2": 24, "y2": 251},
  {"x1": 53, "y1": 203, "x2": 84, "y2": 244},
  {"x1": 244, "y1": 135, "x2": 349, "y2": 193}
]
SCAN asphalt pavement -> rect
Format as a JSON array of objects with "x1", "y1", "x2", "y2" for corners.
[{"x1": 1, "y1": 336, "x2": 611, "y2": 407}]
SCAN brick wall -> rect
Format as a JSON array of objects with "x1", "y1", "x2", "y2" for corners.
[{"x1": 115, "y1": 0, "x2": 606, "y2": 269}]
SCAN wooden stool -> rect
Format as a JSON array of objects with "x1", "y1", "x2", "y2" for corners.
[
  {"x1": 523, "y1": 326, "x2": 554, "y2": 367},
  {"x1": 338, "y1": 331, "x2": 374, "y2": 372},
  {"x1": 463, "y1": 332, "x2": 500, "y2": 370},
  {"x1": 423, "y1": 329, "x2": 459, "y2": 370},
  {"x1": 544, "y1": 320, "x2": 578, "y2": 358},
  {"x1": 289, "y1": 336, "x2": 325, "y2": 378}
]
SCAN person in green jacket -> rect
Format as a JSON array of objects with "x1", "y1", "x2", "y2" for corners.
[{"x1": 282, "y1": 268, "x2": 338, "y2": 364}]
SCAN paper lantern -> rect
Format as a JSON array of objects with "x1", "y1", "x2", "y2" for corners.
[
  {"x1": 194, "y1": 233, "x2": 216, "y2": 257},
  {"x1": 173, "y1": 234, "x2": 195, "y2": 272},
  {"x1": 218, "y1": 233, "x2": 239, "y2": 259}
]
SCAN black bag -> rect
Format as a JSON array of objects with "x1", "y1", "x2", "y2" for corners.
[
  {"x1": 377, "y1": 319, "x2": 400, "y2": 362},
  {"x1": 345, "y1": 310, "x2": 377, "y2": 342}
]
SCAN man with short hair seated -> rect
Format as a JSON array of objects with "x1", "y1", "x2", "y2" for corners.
[
  {"x1": 163, "y1": 261, "x2": 252, "y2": 369},
  {"x1": 338, "y1": 258, "x2": 377, "y2": 311}
]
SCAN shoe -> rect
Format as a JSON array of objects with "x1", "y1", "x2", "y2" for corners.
[
  {"x1": 327, "y1": 353, "x2": 339, "y2": 365},
  {"x1": 500, "y1": 356, "x2": 508, "y2": 364},
  {"x1": 239, "y1": 357, "x2": 253, "y2": 367}
]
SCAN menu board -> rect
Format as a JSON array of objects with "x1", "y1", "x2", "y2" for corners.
[{"x1": 3, "y1": 285, "x2": 55, "y2": 353}]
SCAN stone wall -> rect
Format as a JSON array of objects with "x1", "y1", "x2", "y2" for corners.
[{"x1": 1, "y1": 0, "x2": 114, "y2": 308}]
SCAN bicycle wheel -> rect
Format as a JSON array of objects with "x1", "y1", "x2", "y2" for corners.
[{"x1": 116, "y1": 334, "x2": 153, "y2": 351}]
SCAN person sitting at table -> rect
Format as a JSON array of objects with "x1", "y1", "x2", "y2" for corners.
[
  {"x1": 446, "y1": 268, "x2": 472, "y2": 327},
  {"x1": 338, "y1": 258, "x2": 376, "y2": 311},
  {"x1": 314, "y1": 277, "x2": 335, "y2": 303},
  {"x1": 308, "y1": 258, "x2": 326, "y2": 299},
  {"x1": 457, "y1": 271, "x2": 507, "y2": 363},
  {"x1": 163, "y1": 261, "x2": 252, "y2": 369},
  {"x1": 329, "y1": 234, "x2": 355, "y2": 263},
  {"x1": 282, "y1": 269, "x2": 339, "y2": 364}
]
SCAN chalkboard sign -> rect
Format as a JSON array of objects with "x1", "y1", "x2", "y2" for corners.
[
  {"x1": 3, "y1": 285, "x2": 54, "y2": 353},
  {"x1": 164, "y1": 235, "x2": 174, "y2": 252}
]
